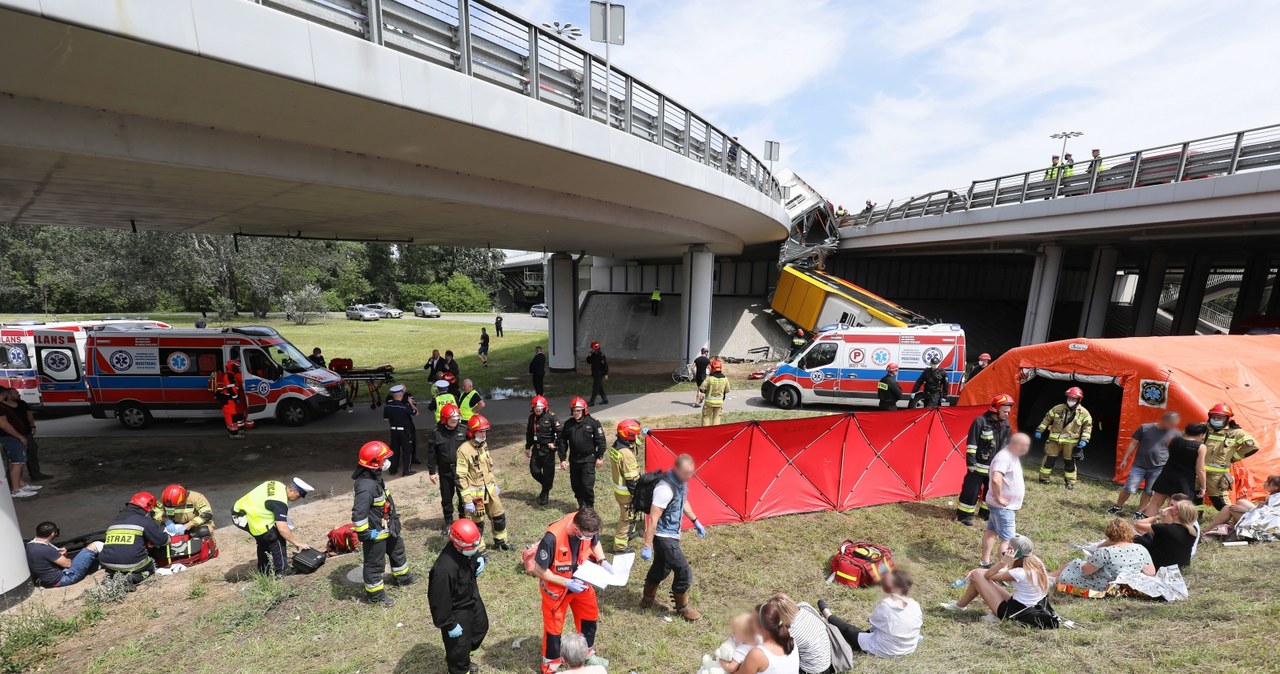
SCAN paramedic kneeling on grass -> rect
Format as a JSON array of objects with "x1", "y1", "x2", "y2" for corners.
[
  {"x1": 981, "y1": 433, "x2": 1030, "y2": 568},
  {"x1": 641, "y1": 454, "x2": 706, "y2": 621}
]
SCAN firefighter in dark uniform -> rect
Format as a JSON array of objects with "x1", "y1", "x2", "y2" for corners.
[
  {"x1": 352, "y1": 440, "x2": 416, "y2": 607},
  {"x1": 789, "y1": 328, "x2": 808, "y2": 360},
  {"x1": 957, "y1": 394, "x2": 1014, "y2": 526},
  {"x1": 559, "y1": 397, "x2": 606, "y2": 510},
  {"x1": 586, "y1": 341, "x2": 609, "y2": 406},
  {"x1": 382, "y1": 384, "x2": 418, "y2": 476},
  {"x1": 430, "y1": 519, "x2": 488, "y2": 674},
  {"x1": 877, "y1": 363, "x2": 904, "y2": 410},
  {"x1": 526, "y1": 395, "x2": 562, "y2": 505},
  {"x1": 100, "y1": 492, "x2": 171, "y2": 586},
  {"x1": 429, "y1": 403, "x2": 467, "y2": 534},
  {"x1": 965, "y1": 352, "x2": 992, "y2": 383},
  {"x1": 912, "y1": 355, "x2": 947, "y2": 408}
]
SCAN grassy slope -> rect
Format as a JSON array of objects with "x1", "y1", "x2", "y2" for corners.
[{"x1": 31, "y1": 409, "x2": 1280, "y2": 674}]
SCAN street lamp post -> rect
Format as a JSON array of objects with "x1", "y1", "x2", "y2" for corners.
[
  {"x1": 540, "y1": 21, "x2": 581, "y2": 74},
  {"x1": 1050, "y1": 131, "x2": 1084, "y2": 159}
]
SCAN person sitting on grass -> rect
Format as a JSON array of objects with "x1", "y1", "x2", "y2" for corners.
[
  {"x1": 736, "y1": 595, "x2": 800, "y2": 674},
  {"x1": 816, "y1": 570, "x2": 922, "y2": 659},
  {"x1": 1134, "y1": 499, "x2": 1199, "y2": 568},
  {"x1": 26, "y1": 521, "x2": 104, "y2": 588},
  {"x1": 1204, "y1": 474, "x2": 1280, "y2": 539},
  {"x1": 1052, "y1": 518, "x2": 1155, "y2": 596},
  {"x1": 714, "y1": 612, "x2": 762, "y2": 673},
  {"x1": 940, "y1": 534, "x2": 1054, "y2": 627},
  {"x1": 560, "y1": 631, "x2": 608, "y2": 673}
]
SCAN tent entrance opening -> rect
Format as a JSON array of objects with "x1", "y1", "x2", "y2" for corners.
[{"x1": 1019, "y1": 376, "x2": 1123, "y2": 480}]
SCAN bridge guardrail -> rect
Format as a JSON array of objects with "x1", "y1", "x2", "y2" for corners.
[
  {"x1": 257, "y1": 0, "x2": 781, "y2": 201},
  {"x1": 848, "y1": 123, "x2": 1280, "y2": 228}
]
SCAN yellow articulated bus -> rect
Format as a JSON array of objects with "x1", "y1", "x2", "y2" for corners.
[{"x1": 770, "y1": 265, "x2": 925, "y2": 332}]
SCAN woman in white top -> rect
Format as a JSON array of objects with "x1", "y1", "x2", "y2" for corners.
[
  {"x1": 941, "y1": 534, "x2": 1051, "y2": 623},
  {"x1": 736, "y1": 596, "x2": 800, "y2": 674},
  {"x1": 818, "y1": 570, "x2": 922, "y2": 658}
]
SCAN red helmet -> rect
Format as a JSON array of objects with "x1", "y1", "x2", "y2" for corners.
[
  {"x1": 1208, "y1": 403, "x2": 1234, "y2": 419},
  {"x1": 226, "y1": 359, "x2": 241, "y2": 371},
  {"x1": 796, "y1": 328, "x2": 806, "y2": 337},
  {"x1": 979, "y1": 353, "x2": 992, "y2": 361},
  {"x1": 1065, "y1": 387, "x2": 1084, "y2": 400},
  {"x1": 709, "y1": 358, "x2": 723, "y2": 372},
  {"x1": 590, "y1": 341, "x2": 601, "y2": 350},
  {"x1": 443, "y1": 372, "x2": 457, "y2": 384},
  {"x1": 990, "y1": 393, "x2": 1015, "y2": 412},
  {"x1": 467, "y1": 414, "x2": 490, "y2": 438},
  {"x1": 617, "y1": 418, "x2": 642, "y2": 441},
  {"x1": 531, "y1": 395, "x2": 549, "y2": 411},
  {"x1": 358, "y1": 440, "x2": 393, "y2": 469},
  {"x1": 129, "y1": 491, "x2": 157, "y2": 511},
  {"x1": 570, "y1": 396, "x2": 588, "y2": 413},
  {"x1": 161, "y1": 484, "x2": 188, "y2": 508},
  {"x1": 449, "y1": 518, "x2": 482, "y2": 553},
  {"x1": 439, "y1": 403, "x2": 461, "y2": 421},
  {"x1": 886, "y1": 363, "x2": 899, "y2": 372}
]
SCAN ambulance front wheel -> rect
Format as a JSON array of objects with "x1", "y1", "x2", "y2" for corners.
[
  {"x1": 116, "y1": 402, "x2": 153, "y2": 430},
  {"x1": 277, "y1": 399, "x2": 311, "y2": 427},
  {"x1": 774, "y1": 385, "x2": 801, "y2": 410}
]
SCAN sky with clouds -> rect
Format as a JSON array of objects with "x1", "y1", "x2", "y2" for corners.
[{"x1": 502, "y1": 0, "x2": 1277, "y2": 206}]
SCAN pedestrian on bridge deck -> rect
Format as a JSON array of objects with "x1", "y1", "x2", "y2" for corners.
[
  {"x1": 1088, "y1": 149, "x2": 1105, "y2": 173},
  {"x1": 651, "y1": 287, "x2": 662, "y2": 316}
]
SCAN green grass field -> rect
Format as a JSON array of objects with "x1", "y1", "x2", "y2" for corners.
[{"x1": 12, "y1": 407, "x2": 1277, "y2": 674}]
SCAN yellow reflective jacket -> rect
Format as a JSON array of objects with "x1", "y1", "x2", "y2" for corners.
[
  {"x1": 456, "y1": 439, "x2": 497, "y2": 501},
  {"x1": 1037, "y1": 403, "x2": 1093, "y2": 444}
]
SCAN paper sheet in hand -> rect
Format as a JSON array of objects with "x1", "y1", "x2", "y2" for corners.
[{"x1": 573, "y1": 553, "x2": 635, "y2": 589}]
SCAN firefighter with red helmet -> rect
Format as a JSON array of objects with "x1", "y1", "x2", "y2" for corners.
[
  {"x1": 1036, "y1": 386, "x2": 1093, "y2": 489},
  {"x1": 609, "y1": 419, "x2": 643, "y2": 553},
  {"x1": 429, "y1": 403, "x2": 467, "y2": 533},
  {"x1": 352, "y1": 440, "x2": 416, "y2": 606},
  {"x1": 100, "y1": 491, "x2": 171, "y2": 586},
  {"x1": 957, "y1": 394, "x2": 1014, "y2": 525},
  {"x1": 533, "y1": 508, "x2": 610, "y2": 674},
  {"x1": 559, "y1": 397, "x2": 607, "y2": 510},
  {"x1": 877, "y1": 363, "x2": 904, "y2": 411},
  {"x1": 456, "y1": 415, "x2": 511, "y2": 552},
  {"x1": 697, "y1": 359, "x2": 730, "y2": 426},
  {"x1": 586, "y1": 341, "x2": 609, "y2": 406},
  {"x1": 526, "y1": 395, "x2": 562, "y2": 506},
  {"x1": 790, "y1": 327, "x2": 808, "y2": 359},
  {"x1": 153, "y1": 484, "x2": 215, "y2": 538},
  {"x1": 212, "y1": 359, "x2": 253, "y2": 438},
  {"x1": 429, "y1": 519, "x2": 489, "y2": 674},
  {"x1": 965, "y1": 352, "x2": 993, "y2": 383},
  {"x1": 1204, "y1": 402, "x2": 1260, "y2": 510}
]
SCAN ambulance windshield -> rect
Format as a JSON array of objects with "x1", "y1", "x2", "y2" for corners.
[{"x1": 261, "y1": 341, "x2": 316, "y2": 374}]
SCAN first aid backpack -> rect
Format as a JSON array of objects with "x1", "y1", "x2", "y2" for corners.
[
  {"x1": 151, "y1": 533, "x2": 220, "y2": 569},
  {"x1": 830, "y1": 540, "x2": 894, "y2": 589},
  {"x1": 326, "y1": 523, "x2": 361, "y2": 555}
]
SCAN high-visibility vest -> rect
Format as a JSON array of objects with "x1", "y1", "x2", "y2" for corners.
[
  {"x1": 458, "y1": 390, "x2": 481, "y2": 421},
  {"x1": 651, "y1": 290, "x2": 661, "y2": 301},
  {"x1": 433, "y1": 392, "x2": 457, "y2": 422},
  {"x1": 701, "y1": 376, "x2": 730, "y2": 406},
  {"x1": 539, "y1": 513, "x2": 595, "y2": 595},
  {"x1": 1045, "y1": 166, "x2": 1060, "y2": 180},
  {"x1": 234, "y1": 480, "x2": 288, "y2": 537}
]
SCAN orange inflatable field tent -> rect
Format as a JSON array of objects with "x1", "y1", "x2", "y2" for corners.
[{"x1": 959, "y1": 335, "x2": 1280, "y2": 499}]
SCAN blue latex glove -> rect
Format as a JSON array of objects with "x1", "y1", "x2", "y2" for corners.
[
  {"x1": 447, "y1": 624, "x2": 463, "y2": 638},
  {"x1": 475, "y1": 556, "x2": 486, "y2": 576},
  {"x1": 640, "y1": 546, "x2": 653, "y2": 561},
  {"x1": 164, "y1": 521, "x2": 186, "y2": 536},
  {"x1": 601, "y1": 560, "x2": 614, "y2": 574},
  {"x1": 566, "y1": 579, "x2": 588, "y2": 593},
  {"x1": 1078, "y1": 440, "x2": 1088, "y2": 449},
  {"x1": 1034, "y1": 431, "x2": 1043, "y2": 440},
  {"x1": 364, "y1": 528, "x2": 381, "y2": 541},
  {"x1": 694, "y1": 520, "x2": 707, "y2": 538},
  {"x1": 465, "y1": 502, "x2": 476, "y2": 514}
]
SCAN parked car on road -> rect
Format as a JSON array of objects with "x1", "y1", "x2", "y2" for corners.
[
  {"x1": 365, "y1": 303, "x2": 403, "y2": 318},
  {"x1": 346, "y1": 305, "x2": 380, "y2": 321},
  {"x1": 530, "y1": 303, "x2": 549, "y2": 318},
  {"x1": 413, "y1": 301, "x2": 442, "y2": 318}
]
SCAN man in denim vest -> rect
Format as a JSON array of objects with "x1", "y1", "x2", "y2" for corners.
[{"x1": 639, "y1": 454, "x2": 706, "y2": 621}]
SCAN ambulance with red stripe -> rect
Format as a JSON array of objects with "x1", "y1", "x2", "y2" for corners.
[
  {"x1": 72, "y1": 325, "x2": 345, "y2": 429},
  {"x1": 762, "y1": 323, "x2": 966, "y2": 409},
  {"x1": 1, "y1": 319, "x2": 170, "y2": 408}
]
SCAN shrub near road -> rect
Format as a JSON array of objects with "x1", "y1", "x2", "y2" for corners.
[{"x1": 16, "y1": 410, "x2": 1279, "y2": 674}]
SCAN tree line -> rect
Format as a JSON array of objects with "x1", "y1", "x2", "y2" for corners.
[{"x1": 0, "y1": 223, "x2": 505, "y2": 318}]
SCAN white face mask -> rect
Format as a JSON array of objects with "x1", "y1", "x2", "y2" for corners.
[
  {"x1": 1209, "y1": 418, "x2": 1225, "y2": 429},
  {"x1": 1066, "y1": 399, "x2": 1078, "y2": 408},
  {"x1": 380, "y1": 459, "x2": 391, "y2": 472},
  {"x1": 461, "y1": 547, "x2": 478, "y2": 557},
  {"x1": 474, "y1": 433, "x2": 487, "y2": 444}
]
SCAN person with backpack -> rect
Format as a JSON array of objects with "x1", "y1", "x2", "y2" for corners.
[
  {"x1": 639, "y1": 454, "x2": 706, "y2": 621},
  {"x1": 940, "y1": 534, "x2": 1058, "y2": 628},
  {"x1": 609, "y1": 419, "x2": 643, "y2": 553}
]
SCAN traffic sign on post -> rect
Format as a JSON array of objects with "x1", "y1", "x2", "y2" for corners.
[{"x1": 589, "y1": 1, "x2": 625, "y2": 45}]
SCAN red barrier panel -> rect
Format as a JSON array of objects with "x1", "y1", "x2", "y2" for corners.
[{"x1": 644, "y1": 407, "x2": 982, "y2": 528}]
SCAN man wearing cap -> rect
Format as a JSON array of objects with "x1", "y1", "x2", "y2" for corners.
[
  {"x1": 1044, "y1": 155, "x2": 1062, "y2": 181},
  {"x1": 965, "y1": 353, "x2": 992, "y2": 383},
  {"x1": 1088, "y1": 149, "x2": 1105, "y2": 174},
  {"x1": 586, "y1": 341, "x2": 609, "y2": 406},
  {"x1": 877, "y1": 363, "x2": 903, "y2": 411},
  {"x1": 232, "y1": 477, "x2": 314, "y2": 576},
  {"x1": 431, "y1": 379, "x2": 458, "y2": 424},
  {"x1": 383, "y1": 385, "x2": 418, "y2": 476}
]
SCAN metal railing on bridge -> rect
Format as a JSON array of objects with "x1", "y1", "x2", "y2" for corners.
[
  {"x1": 256, "y1": 0, "x2": 781, "y2": 201},
  {"x1": 847, "y1": 123, "x2": 1280, "y2": 227}
]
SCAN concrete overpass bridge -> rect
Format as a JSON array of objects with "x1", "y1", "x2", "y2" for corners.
[
  {"x1": 832, "y1": 124, "x2": 1280, "y2": 353},
  {"x1": 0, "y1": 0, "x2": 789, "y2": 370}
]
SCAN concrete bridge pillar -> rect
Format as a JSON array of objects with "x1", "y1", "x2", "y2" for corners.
[
  {"x1": 1132, "y1": 250, "x2": 1169, "y2": 337},
  {"x1": 1171, "y1": 255, "x2": 1212, "y2": 335},
  {"x1": 1021, "y1": 243, "x2": 1064, "y2": 345},
  {"x1": 680, "y1": 245, "x2": 714, "y2": 363},
  {"x1": 1078, "y1": 246, "x2": 1119, "y2": 338},
  {"x1": 1233, "y1": 252, "x2": 1272, "y2": 330},
  {"x1": 545, "y1": 253, "x2": 578, "y2": 372}
]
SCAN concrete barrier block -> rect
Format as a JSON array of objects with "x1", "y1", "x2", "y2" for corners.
[
  {"x1": 39, "y1": 0, "x2": 199, "y2": 53},
  {"x1": 399, "y1": 55, "x2": 472, "y2": 124},
  {"x1": 192, "y1": 0, "x2": 315, "y2": 83},
  {"x1": 308, "y1": 25, "x2": 402, "y2": 106}
]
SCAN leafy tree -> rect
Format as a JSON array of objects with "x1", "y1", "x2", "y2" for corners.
[
  {"x1": 280, "y1": 285, "x2": 328, "y2": 325},
  {"x1": 422, "y1": 272, "x2": 491, "y2": 312}
]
